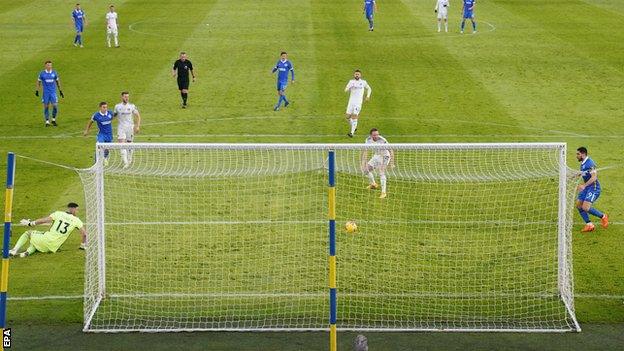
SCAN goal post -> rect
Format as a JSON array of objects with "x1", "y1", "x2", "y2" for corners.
[{"x1": 79, "y1": 142, "x2": 580, "y2": 333}]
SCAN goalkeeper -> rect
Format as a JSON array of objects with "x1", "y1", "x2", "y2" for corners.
[{"x1": 9, "y1": 202, "x2": 87, "y2": 258}]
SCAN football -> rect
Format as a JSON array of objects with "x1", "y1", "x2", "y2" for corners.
[{"x1": 345, "y1": 220, "x2": 358, "y2": 233}]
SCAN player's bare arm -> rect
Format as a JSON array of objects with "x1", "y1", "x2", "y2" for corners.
[
  {"x1": 134, "y1": 111, "x2": 142, "y2": 134},
  {"x1": 577, "y1": 170, "x2": 598, "y2": 191},
  {"x1": 83, "y1": 120, "x2": 94, "y2": 136}
]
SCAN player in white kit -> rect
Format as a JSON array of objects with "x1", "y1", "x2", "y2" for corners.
[
  {"x1": 435, "y1": 0, "x2": 450, "y2": 32},
  {"x1": 106, "y1": 5, "x2": 119, "y2": 47},
  {"x1": 113, "y1": 92, "x2": 141, "y2": 167},
  {"x1": 361, "y1": 128, "x2": 393, "y2": 199},
  {"x1": 344, "y1": 69, "x2": 372, "y2": 138}
]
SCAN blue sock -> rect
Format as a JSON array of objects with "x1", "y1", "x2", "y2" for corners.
[
  {"x1": 276, "y1": 96, "x2": 283, "y2": 108},
  {"x1": 472, "y1": 21, "x2": 477, "y2": 31},
  {"x1": 44, "y1": 107, "x2": 49, "y2": 121},
  {"x1": 52, "y1": 106, "x2": 58, "y2": 118},
  {"x1": 461, "y1": 21, "x2": 465, "y2": 31},
  {"x1": 283, "y1": 95, "x2": 289, "y2": 105},
  {"x1": 77, "y1": 35, "x2": 82, "y2": 45},
  {"x1": 577, "y1": 208, "x2": 591, "y2": 223},
  {"x1": 74, "y1": 35, "x2": 79, "y2": 44},
  {"x1": 368, "y1": 18, "x2": 374, "y2": 29},
  {"x1": 588, "y1": 207, "x2": 604, "y2": 219}
]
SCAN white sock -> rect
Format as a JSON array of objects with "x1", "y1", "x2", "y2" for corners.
[
  {"x1": 367, "y1": 172, "x2": 375, "y2": 184},
  {"x1": 380, "y1": 174, "x2": 387, "y2": 193},
  {"x1": 121, "y1": 149, "x2": 128, "y2": 165},
  {"x1": 128, "y1": 149, "x2": 133, "y2": 163},
  {"x1": 114, "y1": 34, "x2": 119, "y2": 46},
  {"x1": 107, "y1": 34, "x2": 111, "y2": 47},
  {"x1": 350, "y1": 119, "x2": 358, "y2": 134},
  {"x1": 445, "y1": 22, "x2": 448, "y2": 32},
  {"x1": 438, "y1": 22, "x2": 441, "y2": 31}
]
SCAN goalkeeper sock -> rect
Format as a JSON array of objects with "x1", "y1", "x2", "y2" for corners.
[
  {"x1": 577, "y1": 208, "x2": 591, "y2": 223},
  {"x1": 44, "y1": 107, "x2": 50, "y2": 121},
  {"x1": 26, "y1": 245, "x2": 36, "y2": 255},
  {"x1": 588, "y1": 207, "x2": 604, "y2": 219},
  {"x1": 380, "y1": 174, "x2": 387, "y2": 193},
  {"x1": 350, "y1": 118, "x2": 358, "y2": 134},
  {"x1": 367, "y1": 172, "x2": 375, "y2": 184},
  {"x1": 13, "y1": 232, "x2": 30, "y2": 252}
]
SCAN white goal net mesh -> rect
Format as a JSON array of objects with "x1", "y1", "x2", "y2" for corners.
[{"x1": 79, "y1": 143, "x2": 580, "y2": 332}]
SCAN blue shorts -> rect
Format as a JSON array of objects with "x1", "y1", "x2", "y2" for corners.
[
  {"x1": 463, "y1": 10, "x2": 474, "y2": 19},
  {"x1": 277, "y1": 81, "x2": 288, "y2": 91},
  {"x1": 365, "y1": 10, "x2": 374, "y2": 19},
  {"x1": 97, "y1": 134, "x2": 113, "y2": 143},
  {"x1": 75, "y1": 24, "x2": 83, "y2": 33},
  {"x1": 42, "y1": 92, "x2": 58, "y2": 104},
  {"x1": 578, "y1": 187, "x2": 601, "y2": 203}
]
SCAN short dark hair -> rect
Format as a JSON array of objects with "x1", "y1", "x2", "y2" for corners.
[
  {"x1": 369, "y1": 128, "x2": 378, "y2": 134},
  {"x1": 67, "y1": 202, "x2": 79, "y2": 208},
  {"x1": 99, "y1": 101, "x2": 108, "y2": 107},
  {"x1": 44, "y1": 60, "x2": 52, "y2": 64},
  {"x1": 121, "y1": 91, "x2": 129, "y2": 96},
  {"x1": 180, "y1": 51, "x2": 186, "y2": 55},
  {"x1": 577, "y1": 147, "x2": 588, "y2": 155},
  {"x1": 280, "y1": 51, "x2": 287, "y2": 56},
  {"x1": 354, "y1": 69, "x2": 362, "y2": 73}
]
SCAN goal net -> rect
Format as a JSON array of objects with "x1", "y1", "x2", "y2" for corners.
[{"x1": 79, "y1": 143, "x2": 580, "y2": 333}]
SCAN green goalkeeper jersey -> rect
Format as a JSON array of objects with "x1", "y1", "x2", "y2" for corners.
[{"x1": 44, "y1": 211, "x2": 84, "y2": 251}]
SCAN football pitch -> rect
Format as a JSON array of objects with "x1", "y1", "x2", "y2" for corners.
[{"x1": 1, "y1": 0, "x2": 623, "y2": 350}]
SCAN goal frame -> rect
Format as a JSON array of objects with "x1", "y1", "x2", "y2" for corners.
[{"x1": 83, "y1": 142, "x2": 581, "y2": 334}]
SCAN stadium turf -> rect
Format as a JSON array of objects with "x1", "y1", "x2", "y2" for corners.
[{"x1": 0, "y1": 0, "x2": 622, "y2": 349}]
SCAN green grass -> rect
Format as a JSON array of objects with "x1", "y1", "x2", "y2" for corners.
[{"x1": 1, "y1": 0, "x2": 623, "y2": 349}]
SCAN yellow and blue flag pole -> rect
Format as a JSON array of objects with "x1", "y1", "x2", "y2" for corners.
[
  {"x1": 328, "y1": 150, "x2": 337, "y2": 351},
  {"x1": 1, "y1": 152, "x2": 15, "y2": 350}
]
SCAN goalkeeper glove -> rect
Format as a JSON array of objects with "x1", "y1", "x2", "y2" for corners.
[
  {"x1": 35, "y1": 90, "x2": 39, "y2": 97},
  {"x1": 59, "y1": 90, "x2": 65, "y2": 98},
  {"x1": 19, "y1": 219, "x2": 36, "y2": 227}
]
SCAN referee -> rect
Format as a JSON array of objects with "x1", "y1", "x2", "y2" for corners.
[{"x1": 172, "y1": 51, "x2": 195, "y2": 108}]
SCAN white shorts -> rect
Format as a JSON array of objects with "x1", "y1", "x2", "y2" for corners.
[
  {"x1": 437, "y1": 8, "x2": 448, "y2": 19},
  {"x1": 117, "y1": 125, "x2": 134, "y2": 141},
  {"x1": 346, "y1": 102, "x2": 362, "y2": 115},
  {"x1": 107, "y1": 27, "x2": 118, "y2": 35},
  {"x1": 367, "y1": 154, "x2": 390, "y2": 169}
]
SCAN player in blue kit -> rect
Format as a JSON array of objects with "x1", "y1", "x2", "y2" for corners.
[
  {"x1": 364, "y1": 0, "x2": 377, "y2": 31},
  {"x1": 575, "y1": 147, "x2": 609, "y2": 232},
  {"x1": 461, "y1": 0, "x2": 476, "y2": 34},
  {"x1": 36, "y1": 61, "x2": 64, "y2": 127},
  {"x1": 84, "y1": 102, "x2": 115, "y2": 160},
  {"x1": 271, "y1": 52, "x2": 295, "y2": 111},
  {"x1": 72, "y1": 3, "x2": 87, "y2": 47}
]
